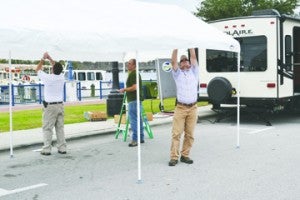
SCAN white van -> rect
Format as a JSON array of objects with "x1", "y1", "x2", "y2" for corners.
[{"x1": 198, "y1": 9, "x2": 300, "y2": 112}]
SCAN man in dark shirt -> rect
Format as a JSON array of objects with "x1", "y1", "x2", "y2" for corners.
[{"x1": 119, "y1": 59, "x2": 144, "y2": 147}]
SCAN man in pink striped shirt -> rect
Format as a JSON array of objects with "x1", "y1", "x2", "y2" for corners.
[{"x1": 168, "y1": 48, "x2": 199, "y2": 167}]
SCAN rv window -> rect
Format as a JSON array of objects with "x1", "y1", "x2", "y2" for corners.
[
  {"x1": 206, "y1": 50, "x2": 237, "y2": 72},
  {"x1": 207, "y1": 36, "x2": 267, "y2": 72},
  {"x1": 96, "y1": 72, "x2": 103, "y2": 80},
  {"x1": 285, "y1": 35, "x2": 292, "y2": 71},
  {"x1": 87, "y1": 72, "x2": 95, "y2": 81},
  {"x1": 239, "y1": 36, "x2": 267, "y2": 72},
  {"x1": 78, "y1": 72, "x2": 86, "y2": 81}
]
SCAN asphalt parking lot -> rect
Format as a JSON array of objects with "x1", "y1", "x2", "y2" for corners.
[{"x1": 1, "y1": 111, "x2": 300, "y2": 200}]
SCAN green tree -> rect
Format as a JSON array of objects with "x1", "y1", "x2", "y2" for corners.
[
  {"x1": 195, "y1": 0, "x2": 298, "y2": 21},
  {"x1": 71, "y1": 61, "x2": 80, "y2": 70},
  {"x1": 0, "y1": 59, "x2": 7, "y2": 63}
]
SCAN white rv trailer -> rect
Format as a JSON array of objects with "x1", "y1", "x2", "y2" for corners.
[{"x1": 198, "y1": 9, "x2": 300, "y2": 111}]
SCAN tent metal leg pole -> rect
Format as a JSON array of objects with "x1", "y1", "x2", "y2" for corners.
[
  {"x1": 236, "y1": 52, "x2": 240, "y2": 148},
  {"x1": 9, "y1": 51, "x2": 14, "y2": 158},
  {"x1": 156, "y1": 59, "x2": 164, "y2": 112},
  {"x1": 136, "y1": 51, "x2": 142, "y2": 182}
]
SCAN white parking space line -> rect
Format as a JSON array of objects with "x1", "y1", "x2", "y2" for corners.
[
  {"x1": 228, "y1": 126, "x2": 275, "y2": 134},
  {"x1": 248, "y1": 127, "x2": 274, "y2": 134},
  {"x1": 228, "y1": 126, "x2": 256, "y2": 132},
  {"x1": 32, "y1": 148, "x2": 42, "y2": 152},
  {"x1": 0, "y1": 183, "x2": 47, "y2": 197}
]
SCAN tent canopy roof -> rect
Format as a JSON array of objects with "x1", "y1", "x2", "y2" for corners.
[{"x1": 0, "y1": 0, "x2": 240, "y2": 61}]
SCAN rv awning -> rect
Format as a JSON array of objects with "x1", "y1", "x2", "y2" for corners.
[{"x1": 0, "y1": 0, "x2": 240, "y2": 61}]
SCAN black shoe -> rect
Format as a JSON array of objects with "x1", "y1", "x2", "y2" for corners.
[
  {"x1": 40, "y1": 151, "x2": 51, "y2": 156},
  {"x1": 128, "y1": 141, "x2": 138, "y2": 147},
  {"x1": 180, "y1": 156, "x2": 193, "y2": 164},
  {"x1": 168, "y1": 159, "x2": 178, "y2": 166},
  {"x1": 58, "y1": 150, "x2": 67, "y2": 154},
  {"x1": 141, "y1": 140, "x2": 145, "y2": 143}
]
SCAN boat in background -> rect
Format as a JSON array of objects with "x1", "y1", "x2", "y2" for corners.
[
  {"x1": 0, "y1": 64, "x2": 42, "y2": 85},
  {"x1": 0, "y1": 63, "x2": 157, "y2": 104}
]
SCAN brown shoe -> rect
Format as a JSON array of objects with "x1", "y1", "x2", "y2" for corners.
[
  {"x1": 168, "y1": 159, "x2": 178, "y2": 166},
  {"x1": 58, "y1": 150, "x2": 67, "y2": 154},
  {"x1": 128, "y1": 141, "x2": 138, "y2": 147},
  {"x1": 180, "y1": 156, "x2": 193, "y2": 164}
]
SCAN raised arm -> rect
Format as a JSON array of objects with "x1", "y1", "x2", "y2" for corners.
[
  {"x1": 171, "y1": 49, "x2": 178, "y2": 71},
  {"x1": 189, "y1": 48, "x2": 198, "y2": 67},
  {"x1": 35, "y1": 53, "x2": 46, "y2": 73},
  {"x1": 44, "y1": 52, "x2": 55, "y2": 66}
]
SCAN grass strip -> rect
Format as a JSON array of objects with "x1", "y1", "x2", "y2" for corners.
[{"x1": 0, "y1": 98, "x2": 207, "y2": 132}]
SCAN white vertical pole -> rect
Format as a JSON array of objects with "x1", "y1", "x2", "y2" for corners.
[
  {"x1": 156, "y1": 59, "x2": 164, "y2": 111},
  {"x1": 236, "y1": 52, "x2": 240, "y2": 148},
  {"x1": 122, "y1": 53, "x2": 128, "y2": 117},
  {"x1": 135, "y1": 51, "x2": 142, "y2": 183},
  {"x1": 122, "y1": 53, "x2": 126, "y2": 86},
  {"x1": 8, "y1": 51, "x2": 14, "y2": 158}
]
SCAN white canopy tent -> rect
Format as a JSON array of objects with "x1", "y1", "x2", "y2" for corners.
[
  {"x1": 0, "y1": 0, "x2": 239, "y2": 60},
  {"x1": 1, "y1": 0, "x2": 240, "y2": 181}
]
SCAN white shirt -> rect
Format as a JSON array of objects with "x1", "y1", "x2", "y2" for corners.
[
  {"x1": 172, "y1": 64, "x2": 199, "y2": 104},
  {"x1": 38, "y1": 70, "x2": 65, "y2": 102}
]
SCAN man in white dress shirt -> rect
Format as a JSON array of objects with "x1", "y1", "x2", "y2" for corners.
[{"x1": 36, "y1": 52, "x2": 66, "y2": 155}]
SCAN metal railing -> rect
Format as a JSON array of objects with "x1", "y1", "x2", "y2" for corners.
[
  {"x1": 0, "y1": 80, "x2": 156, "y2": 106},
  {"x1": 0, "y1": 81, "x2": 115, "y2": 106}
]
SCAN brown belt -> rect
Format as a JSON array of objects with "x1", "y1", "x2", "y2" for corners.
[
  {"x1": 177, "y1": 102, "x2": 197, "y2": 107},
  {"x1": 48, "y1": 101, "x2": 63, "y2": 105}
]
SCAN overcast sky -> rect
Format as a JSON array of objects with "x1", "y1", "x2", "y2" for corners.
[{"x1": 137, "y1": 0, "x2": 201, "y2": 13}]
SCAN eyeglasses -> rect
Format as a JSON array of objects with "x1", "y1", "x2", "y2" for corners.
[{"x1": 180, "y1": 58, "x2": 189, "y2": 63}]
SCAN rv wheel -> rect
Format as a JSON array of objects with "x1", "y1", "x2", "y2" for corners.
[{"x1": 207, "y1": 77, "x2": 232, "y2": 105}]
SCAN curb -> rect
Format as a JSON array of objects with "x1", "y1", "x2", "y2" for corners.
[{"x1": 0, "y1": 106, "x2": 216, "y2": 153}]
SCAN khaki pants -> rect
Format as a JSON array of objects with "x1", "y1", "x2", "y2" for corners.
[
  {"x1": 42, "y1": 104, "x2": 66, "y2": 153},
  {"x1": 170, "y1": 104, "x2": 197, "y2": 160}
]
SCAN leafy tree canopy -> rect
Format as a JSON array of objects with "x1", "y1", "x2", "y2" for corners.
[{"x1": 194, "y1": 0, "x2": 298, "y2": 21}]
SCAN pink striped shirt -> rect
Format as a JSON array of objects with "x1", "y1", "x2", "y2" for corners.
[{"x1": 172, "y1": 64, "x2": 199, "y2": 104}]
